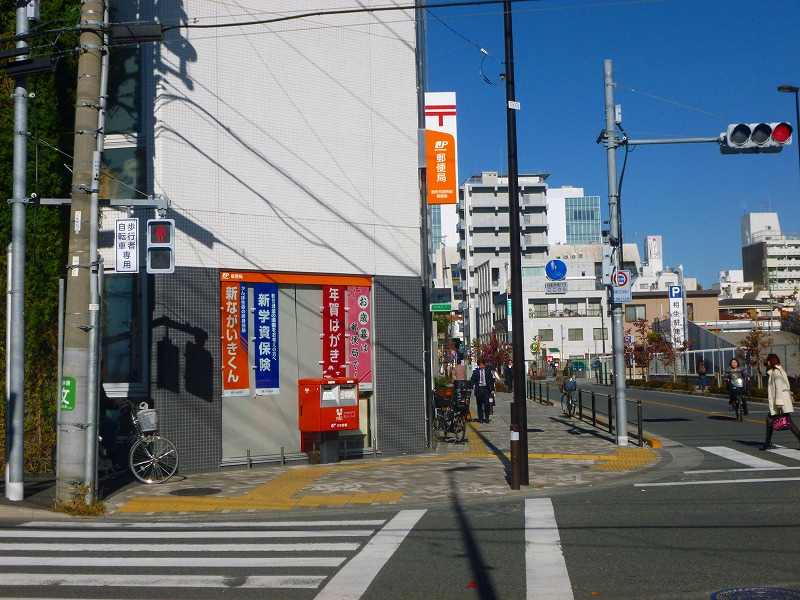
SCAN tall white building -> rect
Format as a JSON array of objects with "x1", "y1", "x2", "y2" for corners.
[{"x1": 741, "y1": 213, "x2": 800, "y2": 298}]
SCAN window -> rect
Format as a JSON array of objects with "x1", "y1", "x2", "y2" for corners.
[
  {"x1": 687, "y1": 303, "x2": 694, "y2": 321},
  {"x1": 529, "y1": 301, "x2": 549, "y2": 318},
  {"x1": 538, "y1": 329, "x2": 554, "y2": 341},
  {"x1": 593, "y1": 327, "x2": 608, "y2": 341},
  {"x1": 625, "y1": 305, "x2": 646, "y2": 322},
  {"x1": 587, "y1": 300, "x2": 602, "y2": 316},
  {"x1": 561, "y1": 301, "x2": 580, "y2": 315},
  {"x1": 568, "y1": 328, "x2": 583, "y2": 341}
]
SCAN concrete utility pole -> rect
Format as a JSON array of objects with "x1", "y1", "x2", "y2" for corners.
[
  {"x1": 6, "y1": 2, "x2": 31, "y2": 502},
  {"x1": 503, "y1": 1, "x2": 529, "y2": 487},
  {"x1": 57, "y1": 0, "x2": 106, "y2": 501},
  {"x1": 602, "y1": 59, "x2": 628, "y2": 446}
]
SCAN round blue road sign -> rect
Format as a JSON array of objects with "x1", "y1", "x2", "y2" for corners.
[{"x1": 545, "y1": 259, "x2": 567, "y2": 281}]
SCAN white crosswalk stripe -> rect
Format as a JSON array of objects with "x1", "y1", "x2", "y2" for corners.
[
  {"x1": 0, "y1": 511, "x2": 425, "y2": 599},
  {"x1": 697, "y1": 446, "x2": 784, "y2": 469}
]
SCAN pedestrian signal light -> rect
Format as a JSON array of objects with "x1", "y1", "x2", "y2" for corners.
[
  {"x1": 721, "y1": 122, "x2": 793, "y2": 154},
  {"x1": 146, "y1": 218, "x2": 175, "y2": 274}
]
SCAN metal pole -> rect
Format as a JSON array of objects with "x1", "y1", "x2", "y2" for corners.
[
  {"x1": 83, "y1": 2, "x2": 111, "y2": 502},
  {"x1": 414, "y1": 3, "x2": 434, "y2": 448},
  {"x1": 58, "y1": 0, "x2": 106, "y2": 501},
  {"x1": 504, "y1": 0, "x2": 528, "y2": 487},
  {"x1": 55, "y1": 278, "x2": 65, "y2": 476},
  {"x1": 6, "y1": 3, "x2": 31, "y2": 502},
  {"x1": 603, "y1": 59, "x2": 628, "y2": 446}
]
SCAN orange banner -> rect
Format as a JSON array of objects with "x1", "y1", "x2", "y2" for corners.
[
  {"x1": 220, "y1": 282, "x2": 250, "y2": 397},
  {"x1": 426, "y1": 130, "x2": 457, "y2": 205}
]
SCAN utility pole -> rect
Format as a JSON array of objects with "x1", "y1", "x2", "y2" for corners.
[
  {"x1": 504, "y1": 1, "x2": 529, "y2": 487},
  {"x1": 602, "y1": 59, "x2": 628, "y2": 446},
  {"x1": 57, "y1": 0, "x2": 106, "y2": 502},
  {"x1": 5, "y1": 1, "x2": 31, "y2": 502}
]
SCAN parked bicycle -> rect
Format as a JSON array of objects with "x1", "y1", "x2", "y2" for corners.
[
  {"x1": 104, "y1": 401, "x2": 179, "y2": 484},
  {"x1": 561, "y1": 377, "x2": 577, "y2": 418},
  {"x1": 432, "y1": 386, "x2": 470, "y2": 443}
]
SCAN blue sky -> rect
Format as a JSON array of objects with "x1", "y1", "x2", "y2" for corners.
[{"x1": 424, "y1": 0, "x2": 800, "y2": 288}]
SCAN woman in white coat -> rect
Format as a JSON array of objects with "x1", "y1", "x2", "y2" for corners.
[{"x1": 760, "y1": 353, "x2": 800, "y2": 450}]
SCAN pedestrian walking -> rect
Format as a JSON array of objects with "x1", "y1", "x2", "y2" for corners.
[
  {"x1": 726, "y1": 358, "x2": 749, "y2": 415},
  {"x1": 760, "y1": 353, "x2": 800, "y2": 450},
  {"x1": 697, "y1": 358, "x2": 708, "y2": 392},
  {"x1": 469, "y1": 359, "x2": 495, "y2": 424},
  {"x1": 504, "y1": 360, "x2": 514, "y2": 393}
]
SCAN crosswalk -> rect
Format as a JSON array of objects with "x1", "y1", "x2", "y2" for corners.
[
  {"x1": 0, "y1": 511, "x2": 425, "y2": 599},
  {"x1": 635, "y1": 445, "x2": 800, "y2": 488}
]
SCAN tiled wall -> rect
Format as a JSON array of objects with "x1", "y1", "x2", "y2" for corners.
[
  {"x1": 150, "y1": 267, "x2": 222, "y2": 473},
  {"x1": 373, "y1": 275, "x2": 427, "y2": 454},
  {"x1": 152, "y1": 270, "x2": 428, "y2": 473}
]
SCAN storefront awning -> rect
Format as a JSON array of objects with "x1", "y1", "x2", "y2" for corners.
[{"x1": 548, "y1": 348, "x2": 560, "y2": 354}]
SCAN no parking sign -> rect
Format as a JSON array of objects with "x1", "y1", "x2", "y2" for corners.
[{"x1": 612, "y1": 270, "x2": 632, "y2": 303}]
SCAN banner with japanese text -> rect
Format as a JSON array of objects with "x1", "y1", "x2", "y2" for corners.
[
  {"x1": 220, "y1": 282, "x2": 250, "y2": 396},
  {"x1": 253, "y1": 282, "x2": 279, "y2": 395},
  {"x1": 346, "y1": 286, "x2": 372, "y2": 384},
  {"x1": 424, "y1": 91, "x2": 459, "y2": 205},
  {"x1": 322, "y1": 285, "x2": 346, "y2": 377}
]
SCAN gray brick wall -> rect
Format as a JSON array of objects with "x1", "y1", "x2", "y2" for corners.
[{"x1": 372, "y1": 275, "x2": 427, "y2": 454}]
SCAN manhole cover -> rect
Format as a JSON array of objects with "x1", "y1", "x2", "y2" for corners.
[
  {"x1": 169, "y1": 488, "x2": 222, "y2": 497},
  {"x1": 711, "y1": 588, "x2": 800, "y2": 600}
]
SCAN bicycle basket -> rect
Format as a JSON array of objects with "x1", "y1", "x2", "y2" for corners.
[
  {"x1": 563, "y1": 378, "x2": 577, "y2": 392},
  {"x1": 137, "y1": 408, "x2": 159, "y2": 433}
]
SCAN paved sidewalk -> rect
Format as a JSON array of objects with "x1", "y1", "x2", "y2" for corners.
[{"x1": 0, "y1": 384, "x2": 661, "y2": 519}]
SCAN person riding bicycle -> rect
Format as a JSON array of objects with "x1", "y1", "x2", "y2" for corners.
[{"x1": 726, "y1": 358, "x2": 749, "y2": 416}]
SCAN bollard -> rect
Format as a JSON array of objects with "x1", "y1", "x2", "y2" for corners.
[
  {"x1": 637, "y1": 400, "x2": 643, "y2": 446},
  {"x1": 591, "y1": 391, "x2": 597, "y2": 426},
  {"x1": 578, "y1": 390, "x2": 583, "y2": 420},
  {"x1": 607, "y1": 395, "x2": 614, "y2": 433},
  {"x1": 280, "y1": 445, "x2": 285, "y2": 466},
  {"x1": 510, "y1": 423, "x2": 521, "y2": 490},
  {"x1": 247, "y1": 448, "x2": 251, "y2": 469}
]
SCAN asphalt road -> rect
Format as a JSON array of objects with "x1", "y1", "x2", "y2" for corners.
[{"x1": 1, "y1": 387, "x2": 798, "y2": 600}]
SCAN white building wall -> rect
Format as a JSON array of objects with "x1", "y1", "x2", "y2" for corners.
[
  {"x1": 147, "y1": 1, "x2": 420, "y2": 277},
  {"x1": 546, "y1": 186, "x2": 584, "y2": 246}
]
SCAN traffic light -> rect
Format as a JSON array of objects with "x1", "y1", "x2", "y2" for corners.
[
  {"x1": 720, "y1": 122, "x2": 793, "y2": 154},
  {"x1": 146, "y1": 218, "x2": 175, "y2": 274}
]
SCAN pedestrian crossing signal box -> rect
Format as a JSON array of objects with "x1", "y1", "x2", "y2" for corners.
[{"x1": 299, "y1": 378, "x2": 360, "y2": 456}]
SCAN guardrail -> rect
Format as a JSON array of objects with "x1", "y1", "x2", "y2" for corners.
[{"x1": 527, "y1": 379, "x2": 645, "y2": 447}]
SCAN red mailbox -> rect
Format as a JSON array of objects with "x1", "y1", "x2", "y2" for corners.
[{"x1": 298, "y1": 378, "x2": 360, "y2": 433}]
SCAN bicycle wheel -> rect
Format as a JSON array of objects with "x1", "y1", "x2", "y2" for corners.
[
  {"x1": 736, "y1": 398, "x2": 744, "y2": 422},
  {"x1": 433, "y1": 417, "x2": 447, "y2": 442},
  {"x1": 129, "y1": 435, "x2": 178, "y2": 483},
  {"x1": 565, "y1": 392, "x2": 576, "y2": 418},
  {"x1": 561, "y1": 393, "x2": 569, "y2": 415},
  {"x1": 453, "y1": 418, "x2": 466, "y2": 443}
]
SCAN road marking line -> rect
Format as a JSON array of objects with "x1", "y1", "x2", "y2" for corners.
[
  {"x1": 315, "y1": 509, "x2": 426, "y2": 600},
  {"x1": 636, "y1": 477, "x2": 800, "y2": 487},
  {"x1": 20, "y1": 519, "x2": 387, "y2": 529},
  {"x1": 687, "y1": 467, "x2": 800, "y2": 474},
  {"x1": 0, "y1": 542, "x2": 361, "y2": 552},
  {"x1": 0, "y1": 529, "x2": 375, "y2": 539},
  {"x1": 0, "y1": 556, "x2": 345, "y2": 568},
  {"x1": 525, "y1": 498, "x2": 574, "y2": 600},
  {"x1": 699, "y1": 446, "x2": 781, "y2": 469},
  {"x1": 768, "y1": 447, "x2": 800, "y2": 461},
  {"x1": 0, "y1": 574, "x2": 325, "y2": 589}
]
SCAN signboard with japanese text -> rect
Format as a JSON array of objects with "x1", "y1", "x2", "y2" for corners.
[
  {"x1": 253, "y1": 282, "x2": 279, "y2": 395},
  {"x1": 669, "y1": 285, "x2": 685, "y2": 347},
  {"x1": 346, "y1": 286, "x2": 372, "y2": 384},
  {"x1": 322, "y1": 285, "x2": 346, "y2": 377},
  {"x1": 545, "y1": 281, "x2": 568, "y2": 294},
  {"x1": 220, "y1": 282, "x2": 250, "y2": 396},
  {"x1": 114, "y1": 218, "x2": 138, "y2": 273},
  {"x1": 424, "y1": 91, "x2": 459, "y2": 205},
  {"x1": 612, "y1": 270, "x2": 632, "y2": 303}
]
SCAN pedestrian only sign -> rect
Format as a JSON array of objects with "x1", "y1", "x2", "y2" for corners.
[{"x1": 612, "y1": 269, "x2": 632, "y2": 303}]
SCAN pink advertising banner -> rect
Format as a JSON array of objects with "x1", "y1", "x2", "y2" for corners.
[{"x1": 346, "y1": 286, "x2": 372, "y2": 384}]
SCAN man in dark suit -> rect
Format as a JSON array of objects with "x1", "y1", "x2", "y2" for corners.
[{"x1": 470, "y1": 359, "x2": 495, "y2": 423}]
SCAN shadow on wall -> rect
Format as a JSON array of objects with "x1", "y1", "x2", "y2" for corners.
[{"x1": 154, "y1": 316, "x2": 213, "y2": 402}]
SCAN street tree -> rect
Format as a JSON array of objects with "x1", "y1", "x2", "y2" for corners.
[
  {"x1": 737, "y1": 323, "x2": 773, "y2": 388},
  {"x1": 626, "y1": 319, "x2": 659, "y2": 381}
]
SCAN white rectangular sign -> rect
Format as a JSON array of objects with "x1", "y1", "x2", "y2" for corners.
[
  {"x1": 115, "y1": 218, "x2": 139, "y2": 273},
  {"x1": 668, "y1": 285, "x2": 685, "y2": 347},
  {"x1": 545, "y1": 281, "x2": 568, "y2": 294}
]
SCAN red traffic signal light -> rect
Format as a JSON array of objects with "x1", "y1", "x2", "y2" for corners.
[
  {"x1": 721, "y1": 122, "x2": 793, "y2": 154},
  {"x1": 146, "y1": 219, "x2": 175, "y2": 274}
]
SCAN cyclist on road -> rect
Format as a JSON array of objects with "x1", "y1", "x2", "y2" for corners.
[{"x1": 725, "y1": 358, "x2": 749, "y2": 416}]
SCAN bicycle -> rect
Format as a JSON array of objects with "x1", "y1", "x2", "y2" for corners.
[
  {"x1": 109, "y1": 401, "x2": 179, "y2": 484},
  {"x1": 432, "y1": 387, "x2": 469, "y2": 443},
  {"x1": 561, "y1": 378, "x2": 577, "y2": 418},
  {"x1": 731, "y1": 393, "x2": 746, "y2": 422}
]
